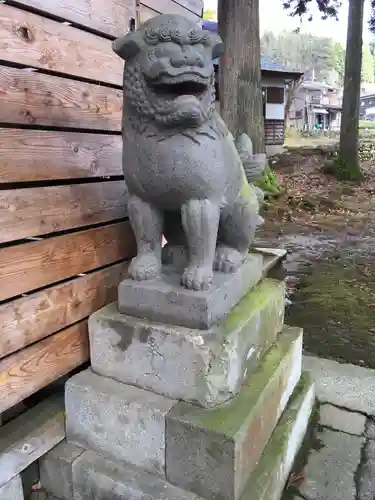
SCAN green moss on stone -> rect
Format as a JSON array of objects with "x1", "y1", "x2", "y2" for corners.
[
  {"x1": 241, "y1": 372, "x2": 315, "y2": 500},
  {"x1": 218, "y1": 278, "x2": 285, "y2": 337},
  {"x1": 168, "y1": 326, "x2": 302, "y2": 437}
]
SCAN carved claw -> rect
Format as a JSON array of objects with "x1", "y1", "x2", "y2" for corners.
[
  {"x1": 181, "y1": 266, "x2": 213, "y2": 291},
  {"x1": 129, "y1": 253, "x2": 160, "y2": 281},
  {"x1": 214, "y1": 246, "x2": 245, "y2": 273}
]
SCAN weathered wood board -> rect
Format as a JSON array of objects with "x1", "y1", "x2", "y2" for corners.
[
  {"x1": 11, "y1": 0, "x2": 136, "y2": 37},
  {"x1": 0, "y1": 322, "x2": 89, "y2": 413},
  {"x1": 0, "y1": 262, "x2": 129, "y2": 359},
  {"x1": 0, "y1": 5, "x2": 123, "y2": 85},
  {"x1": 0, "y1": 221, "x2": 135, "y2": 302},
  {"x1": 0, "y1": 394, "x2": 65, "y2": 488},
  {"x1": 0, "y1": 67, "x2": 122, "y2": 130}
]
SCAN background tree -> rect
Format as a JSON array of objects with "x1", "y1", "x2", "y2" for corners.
[
  {"x1": 218, "y1": 0, "x2": 264, "y2": 152},
  {"x1": 339, "y1": 0, "x2": 365, "y2": 180}
]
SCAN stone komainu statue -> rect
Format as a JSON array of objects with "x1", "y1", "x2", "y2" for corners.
[{"x1": 112, "y1": 15, "x2": 265, "y2": 292}]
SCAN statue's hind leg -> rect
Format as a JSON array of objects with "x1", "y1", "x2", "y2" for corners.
[
  {"x1": 215, "y1": 195, "x2": 262, "y2": 273},
  {"x1": 162, "y1": 210, "x2": 188, "y2": 269}
]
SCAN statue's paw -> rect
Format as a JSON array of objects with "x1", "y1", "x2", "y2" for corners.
[
  {"x1": 129, "y1": 253, "x2": 160, "y2": 281},
  {"x1": 181, "y1": 265, "x2": 213, "y2": 292},
  {"x1": 214, "y1": 246, "x2": 245, "y2": 273}
]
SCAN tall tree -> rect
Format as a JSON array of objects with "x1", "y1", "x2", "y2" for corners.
[
  {"x1": 218, "y1": 0, "x2": 264, "y2": 153},
  {"x1": 339, "y1": 0, "x2": 365, "y2": 180}
]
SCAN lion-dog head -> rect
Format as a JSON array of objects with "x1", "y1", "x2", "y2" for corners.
[{"x1": 112, "y1": 15, "x2": 223, "y2": 128}]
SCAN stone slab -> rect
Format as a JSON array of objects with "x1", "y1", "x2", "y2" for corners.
[
  {"x1": 365, "y1": 419, "x2": 375, "y2": 440},
  {"x1": 40, "y1": 441, "x2": 84, "y2": 500},
  {"x1": 165, "y1": 326, "x2": 303, "y2": 500},
  {"x1": 0, "y1": 475, "x2": 24, "y2": 500},
  {"x1": 72, "y1": 450, "x2": 204, "y2": 500},
  {"x1": 319, "y1": 404, "x2": 366, "y2": 436},
  {"x1": 358, "y1": 439, "x2": 375, "y2": 500},
  {"x1": 65, "y1": 369, "x2": 176, "y2": 477},
  {"x1": 304, "y1": 355, "x2": 375, "y2": 416},
  {"x1": 298, "y1": 428, "x2": 363, "y2": 500},
  {"x1": 241, "y1": 373, "x2": 315, "y2": 500},
  {"x1": 118, "y1": 253, "x2": 263, "y2": 330},
  {"x1": 90, "y1": 278, "x2": 285, "y2": 407}
]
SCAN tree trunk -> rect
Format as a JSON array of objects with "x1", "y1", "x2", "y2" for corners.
[
  {"x1": 218, "y1": 0, "x2": 265, "y2": 153},
  {"x1": 339, "y1": 0, "x2": 364, "y2": 179}
]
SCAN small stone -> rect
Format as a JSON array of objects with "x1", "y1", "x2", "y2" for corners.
[
  {"x1": 118, "y1": 253, "x2": 263, "y2": 330},
  {"x1": 90, "y1": 278, "x2": 285, "y2": 407},
  {"x1": 298, "y1": 428, "x2": 362, "y2": 500},
  {"x1": 65, "y1": 369, "x2": 177, "y2": 477},
  {"x1": 319, "y1": 404, "x2": 366, "y2": 436},
  {"x1": 0, "y1": 475, "x2": 24, "y2": 500},
  {"x1": 72, "y1": 450, "x2": 204, "y2": 500},
  {"x1": 39, "y1": 441, "x2": 84, "y2": 499},
  {"x1": 357, "y1": 440, "x2": 375, "y2": 500},
  {"x1": 166, "y1": 327, "x2": 303, "y2": 500}
]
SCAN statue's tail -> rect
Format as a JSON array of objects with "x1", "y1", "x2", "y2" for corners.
[
  {"x1": 235, "y1": 133, "x2": 267, "y2": 182},
  {"x1": 235, "y1": 133, "x2": 267, "y2": 204}
]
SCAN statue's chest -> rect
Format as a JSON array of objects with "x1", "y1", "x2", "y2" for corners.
[{"x1": 123, "y1": 133, "x2": 228, "y2": 205}]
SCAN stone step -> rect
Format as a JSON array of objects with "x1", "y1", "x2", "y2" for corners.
[
  {"x1": 165, "y1": 326, "x2": 303, "y2": 500},
  {"x1": 118, "y1": 253, "x2": 264, "y2": 330},
  {"x1": 0, "y1": 475, "x2": 24, "y2": 500},
  {"x1": 73, "y1": 451, "x2": 205, "y2": 500},
  {"x1": 65, "y1": 369, "x2": 176, "y2": 478},
  {"x1": 89, "y1": 278, "x2": 285, "y2": 407},
  {"x1": 241, "y1": 372, "x2": 315, "y2": 500}
]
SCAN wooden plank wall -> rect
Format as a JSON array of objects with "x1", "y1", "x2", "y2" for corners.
[
  {"x1": 0, "y1": 0, "x2": 202, "y2": 489},
  {"x1": 0, "y1": 0, "x2": 202, "y2": 421}
]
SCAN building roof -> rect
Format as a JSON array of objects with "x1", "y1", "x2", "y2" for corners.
[{"x1": 202, "y1": 20, "x2": 303, "y2": 78}]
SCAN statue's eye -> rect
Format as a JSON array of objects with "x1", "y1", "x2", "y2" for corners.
[{"x1": 188, "y1": 29, "x2": 201, "y2": 44}]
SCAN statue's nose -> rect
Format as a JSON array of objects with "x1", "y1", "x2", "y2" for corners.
[{"x1": 170, "y1": 54, "x2": 205, "y2": 68}]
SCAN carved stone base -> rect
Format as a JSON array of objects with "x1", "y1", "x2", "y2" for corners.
[
  {"x1": 90, "y1": 279, "x2": 285, "y2": 407},
  {"x1": 118, "y1": 253, "x2": 263, "y2": 330}
]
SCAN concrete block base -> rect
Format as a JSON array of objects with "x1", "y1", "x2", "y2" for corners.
[
  {"x1": 65, "y1": 369, "x2": 176, "y2": 477},
  {"x1": 118, "y1": 253, "x2": 263, "y2": 329},
  {"x1": 165, "y1": 326, "x2": 303, "y2": 500},
  {"x1": 90, "y1": 278, "x2": 285, "y2": 407},
  {"x1": 0, "y1": 475, "x2": 24, "y2": 500},
  {"x1": 72, "y1": 451, "x2": 204, "y2": 500},
  {"x1": 40, "y1": 441, "x2": 84, "y2": 500},
  {"x1": 241, "y1": 373, "x2": 315, "y2": 500}
]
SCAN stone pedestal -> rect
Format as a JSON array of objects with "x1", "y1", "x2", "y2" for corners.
[{"x1": 40, "y1": 250, "x2": 314, "y2": 500}]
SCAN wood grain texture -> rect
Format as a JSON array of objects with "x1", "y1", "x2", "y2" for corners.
[
  {"x1": 0, "y1": 221, "x2": 135, "y2": 302},
  {"x1": 0, "y1": 394, "x2": 65, "y2": 487},
  {"x1": 0, "y1": 262, "x2": 129, "y2": 359},
  {"x1": 0, "y1": 322, "x2": 89, "y2": 413},
  {"x1": 0, "y1": 5, "x2": 123, "y2": 85},
  {"x1": 12, "y1": 0, "x2": 135, "y2": 37},
  {"x1": 0, "y1": 67, "x2": 122, "y2": 129},
  {"x1": 0, "y1": 182, "x2": 127, "y2": 243},
  {"x1": 0, "y1": 130, "x2": 122, "y2": 182},
  {"x1": 140, "y1": 1, "x2": 200, "y2": 20}
]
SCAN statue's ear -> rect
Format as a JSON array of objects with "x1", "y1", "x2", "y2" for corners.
[
  {"x1": 112, "y1": 31, "x2": 144, "y2": 61},
  {"x1": 209, "y1": 33, "x2": 224, "y2": 60}
]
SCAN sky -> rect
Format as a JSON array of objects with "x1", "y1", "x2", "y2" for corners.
[{"x1": 203, "y1": 0, "x2": 373, "y2": 44}]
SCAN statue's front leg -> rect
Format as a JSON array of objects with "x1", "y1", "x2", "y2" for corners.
[
  {"x1": 128, "y1": 195, "x2": 163, "y2": 281},
  {"x1": 180, "y1": 199, "x2": 220, "y2": 291}
]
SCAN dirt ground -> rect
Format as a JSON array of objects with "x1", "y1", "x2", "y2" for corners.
[{"x1": 254, "y1": 142, "x2": 375, "y2": 368}]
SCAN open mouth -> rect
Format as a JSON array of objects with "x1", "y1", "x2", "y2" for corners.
[{"x1": 149, "y1": 74, "x2": 208, "y2": 98}]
